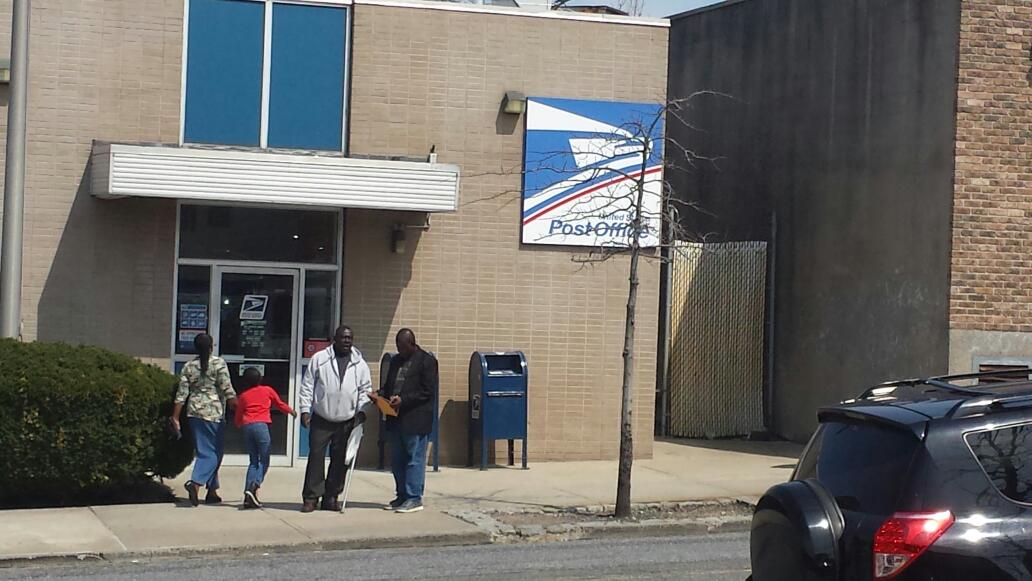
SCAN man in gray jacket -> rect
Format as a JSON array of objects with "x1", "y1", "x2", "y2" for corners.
[{"x1": 298, "y1": 325, "x2": 372, "y2": 512}]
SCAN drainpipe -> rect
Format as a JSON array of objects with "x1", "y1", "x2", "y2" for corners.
[
  {"x1": 0, "y1": 0, "x2": 30, "y2": 339},
  {"x1": 763, "y1": 211, "x2": 777, "y2": 434},
  {"x1": 655, "y1": 205, "x2": 674, "y2": 437}
]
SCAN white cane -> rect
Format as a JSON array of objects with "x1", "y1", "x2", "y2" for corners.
[{"x1": 340, "y1": 422, "x2": 364, "y2": 514}]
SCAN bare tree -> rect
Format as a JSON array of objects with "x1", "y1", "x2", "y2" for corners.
[
  {"x1": 512, "y1": 94, "x2": 720, "y2": 517},
  {"x1": 550, "y1": 0, "x2": 644, "y2": 15},
  {"x1": 466, "y1": 93, "x2": 718, "y2": 520},
  {"x1": 615, "y1": 0, "x2": 645, "y2": 16}
]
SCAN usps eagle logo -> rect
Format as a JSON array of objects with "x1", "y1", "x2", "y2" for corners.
[{"x1": 521, "y1": 98, "x2": 664, "y2": 247}]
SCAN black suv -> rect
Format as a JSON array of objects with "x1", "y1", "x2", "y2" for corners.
[{"x1": 750, "y1": 370, "x2": 1032, "y2": 580}]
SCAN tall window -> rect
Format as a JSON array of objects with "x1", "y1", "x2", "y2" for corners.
[
  {"x1": 183, "y1": 0, "x2": 349, "y2": 151},
  {"x1": 184, "y1": 0, "x2": 265, "y2": 146}
]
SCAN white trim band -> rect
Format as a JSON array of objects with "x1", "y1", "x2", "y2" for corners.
[{"x1": 353, "y1": 0, "x2": 670, "y2": 27}]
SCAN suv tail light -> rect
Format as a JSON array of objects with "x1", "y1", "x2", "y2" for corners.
[{"x1": 873, "y1": 510, "x2": 954, "y2": 579}]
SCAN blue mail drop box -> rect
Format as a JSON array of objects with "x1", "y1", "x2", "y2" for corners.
[{"x1": 468, "y1": 351, "x2": 528, "y2": 470}]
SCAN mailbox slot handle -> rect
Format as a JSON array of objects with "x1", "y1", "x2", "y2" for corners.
[{"x1": 486, "y1": 390, "x2": 524, "y2": 397}]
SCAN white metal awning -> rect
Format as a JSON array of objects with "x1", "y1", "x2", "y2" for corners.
[{"x1": 89, "y1": 142, "x2": 460, "y2": 212}]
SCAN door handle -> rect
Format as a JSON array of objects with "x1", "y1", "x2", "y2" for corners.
[{"x1": 486, "y1": 391, "x2": 524, "y2": 397}]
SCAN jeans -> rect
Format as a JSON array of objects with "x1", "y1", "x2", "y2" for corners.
[
  {"x1": 242, "y1": 422, "x2": 271, "y2": 491},
  {"x1": 389, "y1": 429, "x2": 429, "y2": 504},
  {"x1": 188, "y1": 417, "x2": 224, "y2": 490},
  {"x1": 302, "y1": 414, "x2": 355, "y2": 503}
]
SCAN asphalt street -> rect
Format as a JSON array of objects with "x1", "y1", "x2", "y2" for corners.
[{"x1": 0, "y1": 533, "x2": 751, "y2": 581}]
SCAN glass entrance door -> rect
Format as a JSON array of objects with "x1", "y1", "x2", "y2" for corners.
[{"x1": 213, "y1": 267, "x2": 299, "y2": 466}]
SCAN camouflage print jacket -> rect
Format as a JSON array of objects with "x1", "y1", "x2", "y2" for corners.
[{"x1": 175, "y1": 357, "x2": 236, "y2": 422}]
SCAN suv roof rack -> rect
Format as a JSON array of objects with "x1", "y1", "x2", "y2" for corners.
[
  {"x1": 854, "y1": 369, "x2": 1032, "y2": 419},
  {"x1": 857, "y1": 369, "x2": 1027, "y2": 398}
]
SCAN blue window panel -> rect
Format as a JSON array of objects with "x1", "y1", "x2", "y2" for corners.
[
  {"x1": 184, "y1": 0, "x2": 264, "y2": 146},
  {"x1": 268, "y1": 3, "x2": 347, "y2": 151}
]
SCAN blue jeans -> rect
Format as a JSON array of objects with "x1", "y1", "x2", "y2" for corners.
[
  {"x1": 242, "y1": 422, "x2": 271, "y2": 491},
  {"x1": 389, "y1": 429, "x2": 429, "y2": 504},
  {"x1": 188, "y1": 417, "x2": 224, "y2": 490}
]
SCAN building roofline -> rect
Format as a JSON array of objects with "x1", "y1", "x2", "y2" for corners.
[
  {"x1": 667, "y1": 0, "x2": 750, "y2": 21},
  {"x1": 354, "y1": 0, "x2": 670, "y2": 27}
]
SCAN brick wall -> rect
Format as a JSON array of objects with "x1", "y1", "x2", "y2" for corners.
[
  {"x1": 952, "y1": 0, "x2": 1032, "y2": 332},
  {"x1": 347, "y1": 4, "x2": 668, "y2": 462},
  {"x1": 0, "y1": 0, "x2": 181, "y2": 363}
]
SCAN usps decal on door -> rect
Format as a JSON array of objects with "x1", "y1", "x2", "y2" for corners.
[{"x1": 240, "y1": 295, "x2": 269, "y2": 320}]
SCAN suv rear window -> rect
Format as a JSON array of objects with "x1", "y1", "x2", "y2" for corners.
[
  {"x1": 966, "y1": 423, "x2": 1032, "y2": 504},
  {"x1": 795, "y1": 421, "x2": 919, "y2": 514}
]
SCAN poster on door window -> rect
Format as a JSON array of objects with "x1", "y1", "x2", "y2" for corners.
[
  {"x1": 304, "y1": 339, "x2": 331, "y2": 358},
  {"x1": 240, "y1": 320, "x2": 266, "y2": 350},
  {"x1": 240, "y1": 295, "x2": 269, "y2": 320},
  {"x1": 239, "y1": 363, "x2": 265, "y2": 377},
  {"x1": 178, "y1": 330, "x2": 202, "y2": 352},
  {"x1": 179, "y1": 304, "x2": 208, "y2": 330}
]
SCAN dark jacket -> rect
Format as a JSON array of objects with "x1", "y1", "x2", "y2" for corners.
[{"x1": 383, "y1": 348, "x2": 438, "y2": 435}]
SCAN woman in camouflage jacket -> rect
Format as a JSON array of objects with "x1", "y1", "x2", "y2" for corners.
[{"x1": 171, "y1": 333, "x2": 237, "y2": 507}]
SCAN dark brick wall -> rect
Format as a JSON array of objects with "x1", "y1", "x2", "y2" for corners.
[{"x1": 952, "y1": 0, "x2": 1032, "y2": 332}]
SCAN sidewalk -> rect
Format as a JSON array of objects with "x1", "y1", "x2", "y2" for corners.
[{"x1": 0, "y1": 440, "x2": 800, "y2": 562}]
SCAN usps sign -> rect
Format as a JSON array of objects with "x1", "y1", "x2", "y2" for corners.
[
  {"x1": 240, "y1": 295, "x2": 269, "y2": 320},
  {"x1": 521, "y1": 98, "x2": 664, "y2": 247}
]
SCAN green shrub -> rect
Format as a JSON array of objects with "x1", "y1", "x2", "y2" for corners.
[{"x1": 0, "y1": 339, "x2": 193, "y2": 505}]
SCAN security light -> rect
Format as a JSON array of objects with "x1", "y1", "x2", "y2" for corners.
[
  {"x1": 501, "y1": 91, "x2": 526, "y2": 115},
  {"x1": 391, "y1": 225, "x2": 407, "y2": 254}
]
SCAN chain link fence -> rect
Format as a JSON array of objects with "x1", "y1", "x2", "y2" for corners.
[{"x1": 667, "y1": 241, "x2": 767, "y2": 438}]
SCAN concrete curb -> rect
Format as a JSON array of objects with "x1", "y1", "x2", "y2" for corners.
[
  {"x1": 0, "y1": 530, "x2": 491, "y2": 567},
  {"x1": 503, "y1": 515, "x2": 752, "y2": 543},
  {"x1": 447, "y1": 498, "x2": 756, "y2": 544},
  {"x1": 1, "y1": 499, "x2": 756, "y2": 566}
]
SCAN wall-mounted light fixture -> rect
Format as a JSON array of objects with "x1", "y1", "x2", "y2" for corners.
[
  {"x1": 391, "y1": 215, "x2": 432, "y2": 255},
  {"x1": 0, "y1": 59, "x2": 11, "y2": 84},
  {"x1": 391, "y1": 224, "x2": 407, "y2": 255},
  {"x1": 501, "y1": 91, "x2": 526, "y2": 115}
]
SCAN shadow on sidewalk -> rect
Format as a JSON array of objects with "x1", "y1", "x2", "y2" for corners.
[
  {"x1": 656, "y1": 437, "x2": 803, "y2": 459},
  {"x1": 257, "y1": 501, "x2": 385, "y2": 512},
  {"x1": 173, "y1": 501, "x2": 251, "y2": 510}
]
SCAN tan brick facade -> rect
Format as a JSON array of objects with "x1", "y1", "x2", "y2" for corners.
[
  {"x1": 0, "y1": 0, "x2": 666, "y2": 463},
  {"x1": 0, "y1": 0, "x2": 181, "y2": 365},
  {"x1": 346, "y1": 5, "x2": 668, "y2": 462},
  {"x1": 952, "y1": 0, "x2": 1032, "y2": 333}
]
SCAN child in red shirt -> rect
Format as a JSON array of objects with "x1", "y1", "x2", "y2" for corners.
[{"x1": 235, "y1": 367, "x2": 296, "y2": 509}]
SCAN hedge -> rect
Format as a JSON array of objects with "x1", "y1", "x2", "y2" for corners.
[{"x1": 0, "y1": 339, "x2": 193, "y2": 505}]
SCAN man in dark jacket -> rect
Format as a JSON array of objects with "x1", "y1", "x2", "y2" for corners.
[{"x1": 380, "y1": 328, "x2": 437, "y2": 513}]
